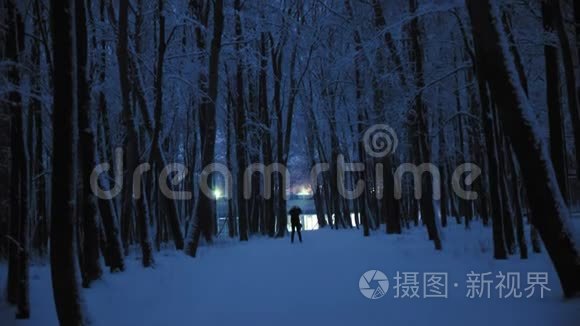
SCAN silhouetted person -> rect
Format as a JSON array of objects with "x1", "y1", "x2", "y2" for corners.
[{"x1": 289, "y1": 206, "x2": 303, "y2": 243}]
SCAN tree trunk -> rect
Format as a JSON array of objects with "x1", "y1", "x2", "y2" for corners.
[
  {"x1": 409, "y1": 0, "x2": 441, "y2": 250},
  {"x1": 439, "y1": 125, "x2": 448, "y2": 228},
  {"x1": 345, "y1": 0, "x2": 370, "y2": 236},
  {"x1": 118, "y1": 0, "x2": 153, "y2": 267},
  {"x1": 469, "y1": 16, "x2": 507, "y2": 260},
  {"x1": 225, "y1": 86, "x2": 236, "y2": 238},
  {"x1": 271, "y1": 35, "x2": 286, "y2": 238},
  {"x1": 233, "y1": 0, "x2": 248, "y2": 241},
  {"x1": 4, "y1": 0, "x2": 30, "y2": 318},
  {"x1": 77, "y1": 0, "x2": 102, "y2": 287},
  {"x1": 187, "y1": 0, "x2": 224, "y2": 256},
  {"x1": 93, "y1": 0, "x2": 124, "y2": 270},
  {"x1": 371, "y1": 0, "x2": 407, "y2": 87},
  {"x1": 151, "y1": 0, "x2": 185, "y2": 250},
  {"x1": 50, "y1": 0, "x2": 89, "y2": 322},
  {"x1": 543, "y1": 1, "x2": 569, "y2": 199},
  {"x1": 550, "y1": 0, "x2": 580, "y2": 174}
]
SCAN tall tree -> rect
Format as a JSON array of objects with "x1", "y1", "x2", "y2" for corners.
[
  {"x1": 187, "y1": 0, "x2": 225, "y2": 256},
  {"x1": 50, "y1": 0, "x2": 89, "y2": 323},
  {"x1": 117, "y1": 0, "x2": 153, "y2": 267},
  {"x1": 543, "y1": 0, "x2": 569, "y2": 200},
  {"x1": 549, "y1": 0, "x2": 580, "y2": 174},
  {"x1": 77, "y1": 0, "x2": 102, "y2": 287},
  {"x1": 409, "y1": 0, "x2": 442, "y2": 250},
  {"x1": 233, "y1": 0, "x2": 249, "y2": 241},
  {"x1": 4, "y1": 0, "x2": 30, "y2": 318},
  {"x1": 344, "y1": 0, "x2": 370, "y2": 236},
  {"x1": 150, "y1": 0, "x2": 185, "y2": 250}
]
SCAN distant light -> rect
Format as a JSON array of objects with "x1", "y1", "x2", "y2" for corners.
[
  {"x1": 296, "y1": 186, "x2": 312, "y2": 197},
  {"x1": 213, "y1": 188, "x2": 223, "y2": 200}
]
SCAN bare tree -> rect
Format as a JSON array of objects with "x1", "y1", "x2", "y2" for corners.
[
  {"x1": 50, "y1": 0, "x2": 89, "y2": 322},
  {"x1": 4, "y1": 0, "x2": 30, "y2": 318},
  {"x1": 409, "y1": 0, "x2": 442, "y2": 250},
  {"x1": 77, "y1": 0, "x2": 102, "y2": 287},
  {"x1": 117, "y1": 0, "x2": 153, "y2": 267},
  {"x1": 187, "y1": 0, "x2": 225, "y2": 256}
]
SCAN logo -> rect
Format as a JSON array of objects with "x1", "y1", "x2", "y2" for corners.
[
  {"x1": 363, "y1": 124, "x2": 398, "y2": 158},
  {"x1": 359, "y1": 270, "x2": 389, "y2": 299}
]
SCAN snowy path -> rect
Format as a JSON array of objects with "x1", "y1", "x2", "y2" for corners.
[{"x1": 2, "y1": 225, "x2": 580, "y2": 326}]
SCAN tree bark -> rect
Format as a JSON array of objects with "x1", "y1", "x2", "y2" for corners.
[
  {"x1": 550, "y1": 0, "x2": 580, "y2": 174},
  {"x1": 233, "y1": 0, "x2": 248, "y2": 241},
  {"x1": 409, "y1": 0, "x2": 441, "y2": 250},
  {"x1": 468, "y1": 13, "x2": 507, "y2": 260},
  {"x1": 151, "y1": 0, "x2": 185, "y2": 250},
  {"x1": 4, "y1": 0, "x2": 30, "y2": 318},
  {"x1": 117, "y1": 0, "x2": 153, "y2": 267},
  {"x1": 50, "y1": 0, "x2": 89, "y2": 322},
  {"x1": 77, "y1": 0, "x2": 102, "y2": 287},
  {"x1": 187, "y1": 0, "x2": 224, "y2": 256},
  {"x1": 259, "y1": 32, "x2": 275, "y2": 237},
  {"x1": 344, "y1": 0, "x2": 370, "y2": 236},
  {"x1": 543, "y1": 1, "x2": 570, "y2": 199}
]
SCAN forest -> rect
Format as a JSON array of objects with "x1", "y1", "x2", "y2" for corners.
[{"x1": 0, "y1": 0, "x2": 580, "y2": 324}]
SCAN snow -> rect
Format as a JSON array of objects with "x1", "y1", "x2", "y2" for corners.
[{"x1": 1, "y1": 223, "x2": 580, "y2": 326}]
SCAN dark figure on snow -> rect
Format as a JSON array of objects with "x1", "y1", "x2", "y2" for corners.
[{"x1": 289, "y1": 206, "x2": 303, "y2": 243}]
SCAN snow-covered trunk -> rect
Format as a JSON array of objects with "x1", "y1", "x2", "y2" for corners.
[
  {"x1": 187, "y1": 0, "x2": 224, "y2": 256},
  {"x1": 151, "y1": 0, "x2": 185, "y2": 250},
  {"x1": 117, "y1": 0, "x2": 153, "y2": 267},
  {"x1": 466, "y1": 0, "x2": 580, "y2": 297}
]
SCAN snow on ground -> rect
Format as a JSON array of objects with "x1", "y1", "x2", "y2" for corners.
[{"x1": 1, "y1": 223, "x2": 580, "y2": 326}]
